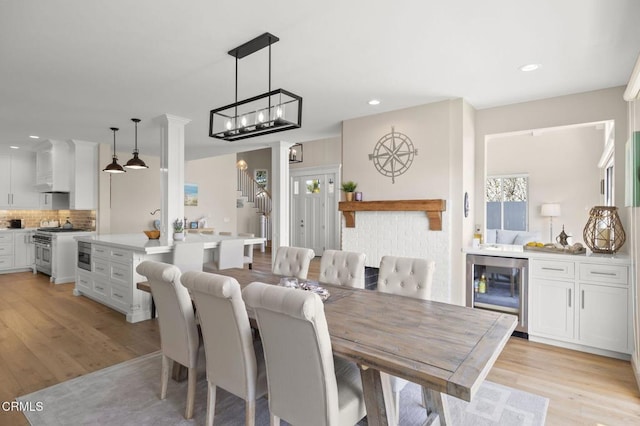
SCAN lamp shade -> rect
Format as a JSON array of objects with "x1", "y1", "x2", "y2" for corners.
[{"x1": 541, "y1": 203, "x2": 561, "y2": 217}]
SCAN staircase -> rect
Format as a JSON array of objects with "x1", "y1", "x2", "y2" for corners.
[{"x1": 237, "y1": 169, "x2": 272, "y2": 246}]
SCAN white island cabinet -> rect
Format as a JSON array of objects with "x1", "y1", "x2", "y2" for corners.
[
  {"x1": 74, "y1": 242, "x2": 159, "y2": 323},
  {"x1": 74, "y1": 233, "x2": 265, "y2": 323}
]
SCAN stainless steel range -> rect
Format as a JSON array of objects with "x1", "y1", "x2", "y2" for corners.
[
  {"x1": 34, "y1": 228, "x2": 94, "y2": 283},
  {"x1": 33, "y1": 232, "x2": 52, "y2": 275}
]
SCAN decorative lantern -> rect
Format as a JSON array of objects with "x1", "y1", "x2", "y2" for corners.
[{"x1": 582, "y1": 206, "x2": 626, "y2": 254}]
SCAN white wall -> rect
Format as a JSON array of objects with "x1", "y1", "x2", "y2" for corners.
[
  {"x1": 475, "y1": 86, "x2": 629, "y2": 251},
  {"x1": 99, "y1": 150, "x2": 237, "y2": 235},
  {"x1": 342, "y1": 100, "x2": 469, "y2": 303},
  {"x1": 237, "y1": 148, "x2": 271, "y2": 194},
  {"x1": 185, "y1": 154, "x2": 237, "y2": 233},
  {"x1": 289, "y1": 137, "x2": 341, "y2": 170},
  {"x1": 487, "y1": 125, "x2": 603, "y2": 243}
]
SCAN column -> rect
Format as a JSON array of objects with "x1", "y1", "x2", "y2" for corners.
[
  {"x1": 270, "y1": 141, "x2": 293, "y2": 261},
  {"x1": 158, "y1": 114, "x2": 191, "y2": 242}
]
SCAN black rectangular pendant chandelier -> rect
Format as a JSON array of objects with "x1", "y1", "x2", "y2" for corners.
[{"x1": 209, "y1": 32, "x2": 302, "y2": 142}]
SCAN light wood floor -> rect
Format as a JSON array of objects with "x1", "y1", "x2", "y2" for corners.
[{"x1": 0, "y1": 250, "x2": 638, "y2": 425}]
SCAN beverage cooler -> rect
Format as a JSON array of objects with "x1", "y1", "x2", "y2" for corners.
[{"x1": 466, "y1": 254, "x2": 528, "y2": 336}]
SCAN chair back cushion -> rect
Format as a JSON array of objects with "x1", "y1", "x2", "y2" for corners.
[
  {"x1": 172, "y1": 241, "x2": 204, "y2": 274},
  {"x1": 272, "y1": 246, "x2": 315, "y2": 279},
  {"x1": 243, "y1": 282, "x2": 339, "y2": 426},
  {"x1": 318, "y1": 250, "x2": 366, "y2": 288},
  {"x1": 180, "y1": 271, "x2": 259, "y2": 400},
  {"x1": 377, "y1": 256, "x2": 435, "y2": 300},
  {"x1": 135, "y1": 261, "x2": 198, "y2": 368},
  {"x1": 217, "y1": 238, "x2": 245, "y2": 269}
]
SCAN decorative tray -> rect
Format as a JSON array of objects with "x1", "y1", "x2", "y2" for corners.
[
  {"x1": 279, "y1": 278, "x2": 330, "y2": 301},
  {"x1": 523, "y1": 245, "x2": 586, "y2": 255},
  {"x1": 299, "y1": 281, "x2": 330, "y2": 301}
]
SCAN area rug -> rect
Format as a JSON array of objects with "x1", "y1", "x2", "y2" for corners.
[{"x1": 18, "y1": 351, "x2": 548, "y2": 425}]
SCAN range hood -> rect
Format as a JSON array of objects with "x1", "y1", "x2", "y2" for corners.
[{"x1": 35, "y1": 140, "x2": 70, "y2": 192}]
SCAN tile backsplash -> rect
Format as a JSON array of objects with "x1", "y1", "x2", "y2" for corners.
[{"x1": 0, "y1": 210, "x2": 96, "y2": 230}]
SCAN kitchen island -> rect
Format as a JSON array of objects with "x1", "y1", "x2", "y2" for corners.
[{"x1": 73, "y1": 233, "x2": 265, "y2": 323}]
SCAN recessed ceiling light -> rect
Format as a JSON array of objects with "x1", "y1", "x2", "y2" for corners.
[
  {"x1": 520, "y1": 64, "x2": 541, "y2": 72},
  {"x1": 368, "y1": 99, "x2": 380, "y2": 105},
  {"x1": 10, "y1": 146, "x2": 19, "y2": 149},
  {"x1": 29, "y1": 135, "x2": 40, "y2": 139}
]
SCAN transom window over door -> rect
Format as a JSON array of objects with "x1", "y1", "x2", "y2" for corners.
[{"x1": 486, "y1": 175, "x2": 529, "y2": 231}]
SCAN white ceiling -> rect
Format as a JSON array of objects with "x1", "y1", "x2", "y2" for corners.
[{"x1": 1, "y1": 0, "x2": 639, "y2": 160}]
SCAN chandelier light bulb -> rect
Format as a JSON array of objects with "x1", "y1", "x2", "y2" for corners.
[
  {"x1": 257, "y1": 111, "x2": 265, "y2": 123},
  {"x1": 241, "y1": 115, "x2": 247, "y2": 127},
  {"x1": 226, "y1": 119, "x2": 232, "y2": 130}
]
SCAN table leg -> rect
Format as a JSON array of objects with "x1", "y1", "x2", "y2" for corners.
[
  {"x1": 423, "y1": 387, "x2": 451, "y2": 426},
  {"x1": 359, "y1": 366, "x2": 395, "y2": 426}
]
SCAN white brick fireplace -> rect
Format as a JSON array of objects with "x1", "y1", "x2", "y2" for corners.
[{"x1": 341, "y1": 209, "x2": 451, "y2": 302}]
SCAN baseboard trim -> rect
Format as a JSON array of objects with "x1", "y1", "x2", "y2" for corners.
[{"x1": 529, "y1": 335, "x2": 631, "y2": 361}]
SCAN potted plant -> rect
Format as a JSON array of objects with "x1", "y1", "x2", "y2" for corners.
[
  {"x1": 341, "y1": 181, "x2": 358, "y2": 201},
  {"x1": 173, "y1": 218, "x2": 185, "y2": 241}
]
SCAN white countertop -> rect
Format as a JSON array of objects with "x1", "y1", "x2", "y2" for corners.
[
  {"x1": 0, "y1": 227, "x2": 38, "y2": 232},
  {"x1": 74, "y1": 233, "x2": 266, "y2": 255},
  {"x1": 463, "y1": 244, "x2": 632, "y2": 264}
]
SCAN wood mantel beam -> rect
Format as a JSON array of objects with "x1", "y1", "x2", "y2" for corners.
[{"x1": 338, "y1": 199, "x2": 447, "y2": 231}]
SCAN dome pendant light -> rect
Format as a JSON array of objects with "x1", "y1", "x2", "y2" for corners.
[
  {"x1": 125, "y1": 118, "x2": 148, "y2": 169},
  {"x1": 103, "y1": 127, "x2": 126, "y2": 173}
]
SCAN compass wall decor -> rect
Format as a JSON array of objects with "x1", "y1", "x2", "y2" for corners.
[{"x1": 368, "y1": 126, "x2": 417, "y2": 183}]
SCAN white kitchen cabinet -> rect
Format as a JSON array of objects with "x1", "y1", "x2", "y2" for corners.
[
  {"x1": 0, "y1": 230, "x2": 35, "y2": 273},
  {"x1": 68, "y1": 140, "x2": 98, "y2": 210},
  {"x1": 529, "y1": 257, "x2": 631, "y2": 358},
  {"x1": 0, "y1": 152, "x2": 40, "y2": 209},
  {"x1": 578, "y1": 283, "x2": 629, "y2": 353},
  {"x1": 0, "y1": 233, "x2": 13, "y2": 270},
  {"x1": 39, "y1": 192, "x2": 70, "y2": 210},
  {"x1": 13, "y1": 230, "x2": 34, "y2": 269},
  {"x1": 530, "y1": 277, "x2": 574, "y2": 340}
]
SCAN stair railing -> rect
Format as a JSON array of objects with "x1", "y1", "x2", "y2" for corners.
[{"x1": 237, "y1": 169, "x2": 272, "y2": 216}]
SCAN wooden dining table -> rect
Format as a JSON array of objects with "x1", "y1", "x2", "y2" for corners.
[{"x1": 211, "y1": 269, "x2": 518, "y2": 426}]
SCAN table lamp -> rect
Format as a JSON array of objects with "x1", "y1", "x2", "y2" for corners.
[{"x1": 541, "y1": 203, "x2": 561, "y2": 242}]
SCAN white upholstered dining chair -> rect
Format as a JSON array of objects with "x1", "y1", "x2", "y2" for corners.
[
  {"x1": 180, "y1": 271, "x2": 267, "y2": 426},
  {"x1": 203, "y1": 238, "x2": 244, "y2": 272},
  {"x1": 172, "y1": 241, "x2": 204, "y2": 274},
  {"x1": 243, "y1": 282, "x2": 366, "y2": 426},
  {"x1": 238, "y1": 232, "x2": 255, "y2": 269},
  {"x1": 377, "y1": 255, "x2": 435, "y2": 424},
  {"x1": 271, "y1": 246, "x2": 315, "y2": 279},
  {"x1": 135, "y1": 260, "x2": 200, "y2": 420},
  {"x1": 318, "y1": 249, "x2": 366, "y2": 288}
]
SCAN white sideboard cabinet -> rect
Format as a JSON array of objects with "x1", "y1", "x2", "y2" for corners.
[{"x1": 529, "y1": 257, "x2": 631, "y2": 358}]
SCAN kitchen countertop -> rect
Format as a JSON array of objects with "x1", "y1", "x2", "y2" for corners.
[
  {"x1": 0, "y1": 228, "x2": 38, "y2": 232},
  {"x1": 463, "y1": 244, "x2": 632, "y2": 264},
  {"x1": 74, "y1": 233, "x2": 266, "y2": 255}
]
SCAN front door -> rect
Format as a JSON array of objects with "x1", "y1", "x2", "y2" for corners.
[{"x1": 290, "y1": 166, "x2": 340, "y2": 255}]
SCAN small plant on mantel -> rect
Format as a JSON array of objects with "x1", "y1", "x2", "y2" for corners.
[{"x1": 341, "y1": 181, "x2": 358, "y2": 201}]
